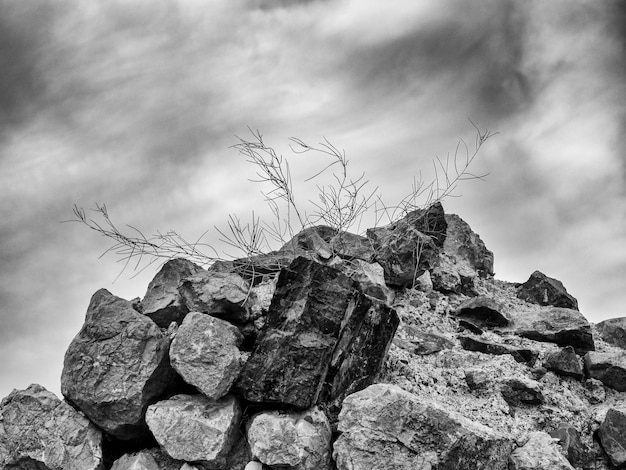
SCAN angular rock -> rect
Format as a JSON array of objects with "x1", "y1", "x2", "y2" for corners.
[
  {"x1": 454, "y1": 296, "x2": 510, "y2": 328},
  {"x1": 430, "y1": 254, "x2": 478, "y2": 294},
  {"x1": 61, "y1": 289, "x2": 178, "y2": 439},
  {"x1": 141, "y1": 258, "x2": 204, "y2": 328},
  {"x1": 459, "y1": 335, "x2": 538, "y2": 364},
  {"x1": 543, "y1": 346, "x2": 583, "y2": 380},
  {"x1": 584, "y1": 351, "x2": 626, "y2": 391},
  {"x1": 465, "y1": 369, "x2": 490, "y2": 391},
  {"x1": 508, "y1": 431, "x2": 574, "y2": 470},
  {"x1": 111, "y1": 451, "x2": 160, "y2": 470},
  {"x1": 396, "y1": 331, "x2": 454, "y2": 355},
  {"x1": 333, "y1": 383, "x2": 514, "y2": 470},
  {"x1": 0, "y1": 384, "x2": 102, "y2": 470},
  {"x1": 170, "y1": 312, "x2": 243, "y2": 400},
  {"x1": 145, "y1": 394, "x2": 240, "y2": 466},
  {"x1": 500, "y1": 377, "x2": 544, "y2": 406},
  {"x1": 595, "y1": 317, "x2": 626, "y2": 349},
  {"x1": 517, "y1": 271, "x2": 579, "y2": 310},
  {"x1": 549, "y1": 423, "x2": 590, "y2": 468},
  {"x1": 338, "y1": 259, "x2": 393, "y2": 304},
  {"x1": 584, "y1": 378, "x2": 605, "y2": 404},
  {"x1": 458, "y1": 319, "x2": 484, "y2": 335},
  {"x1": 442, "y1": 213, "x2": 494, "y2": 278},
  {"x1": 597, "y1": 408, "x2": 626, "y2": 467},
  {"x1": 247, "y1": 407, "x2": 332, "y2": 470}
]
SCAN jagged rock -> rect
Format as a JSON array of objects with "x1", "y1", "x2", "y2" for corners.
[
  {"x1": 465, "y1": 369, "x2": 490, "y2": 390},
  {"x1": 454, "y1": 296, "x2": 510, "y2": 328},
  {"x1": 584, "y1": 351, "x2": 626, "y2": 391},
  {"x1": 170, "y1": 312, "x2": 243, "y2": 400},
  {"x1": 595, "y1": 317, "x2": 626, "y2": 349},
  {"x1": 332, "y1": 383, "x2": 514, "y2": 470},
  {"x1": 145, "y1": 394, "x2": 240, "y2": 466},
  {"x1": 337, "y1": 259, "x2": 393, "y2": 303},
  {"x1": 442, "y1": 213, "x2": 494, "y2": 278},
  {"x1": 500, "y1": 377, "x2": 544, "y2": 406},
  {"x1": 597, "y1": 408, "x2": 626, "y2": 467},
  {"x1": 413, "y1": 270, "x2": 433, "y2": 292},
  {"x1": 141, "y1": 259, "x2": 204, "y2": 328},
  {"x1": 549, "y1": 423, "x2": 590, "y2": 468},
  {"x1": 517, "y1": 271, "x2": 579, "y2": 310},
  {"x1": 584, "y1": 378, "x2": 606, "y2": 403},
  {"x1": 180, "y1": 465, "x2": 200, "y2": 470},
  {"x1": 430, "y1": 255, "x2": 478, "y2": 294},
  {"x1": 459, "y1": 335, "x2": 538, "y2": 364},
  {"x1": 458, "y1": 319, "x2": 484, "y2": 335},
  {"x1": 111, "y1": 451, "x2": 159, "y2": 470},
  {"x1": 247, "y1": 407, "x2": 332, "y2": 470},
  {"x1": 61, "y1": 289, "x2": 178, "y2": 439},
  {"x1": 396, "y1": 331, "x2": 454, "y2": 355},
  {"x1": 0, "y1": 384, "x2": 102, "y2": 470},
  {"x1": 508, "y1": 431, "x2": 574, "y2": 470},
  {"x1": 543, "y1": 346, "x2": 583, "y2": 380},
  {"x1": 509, "y1": 307, "x2": 594, "y2": 353},
  {"x1": 244, "y1": 462, "x2": 263, "y2": 470}
]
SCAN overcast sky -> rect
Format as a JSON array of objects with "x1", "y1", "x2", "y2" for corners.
[{"x1": 1, "y1": 0, "x2": 625, "y2": 399}]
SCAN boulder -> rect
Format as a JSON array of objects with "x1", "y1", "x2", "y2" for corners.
[
  {"x1": 247, "y1": 407, "x2": 332, "y2": 470},
  {"x1": 141, "y1": 259, "x2": 204, "y2": 328},
  {"x1": 597, "y1": 408, "x2": 626, "y2": 467},
  {"x1": 61, "y1": 289, "x2": 178, "y2": 439},
  {"x1": 111, "y1": 451, "x2": 160, "y2": 470},
  {"x1": 0, "y1": 384, "x2": 102, "y2": 470},
  {"x1": 170, "y1": 312, "x2": 243, "y2": 400},
  {"x1": 500, "y1": 377, "x2": 544, "y2": 406},
  {"x1": 517, "y1": 271, "x2": 579, "y2": 310},
  {"x1": 442, "y1": 213, "x2": 494, "y2": 278},
  {"x1": 465, "y1": 369, "x2": 490, "y2": 391},
  {"x1": 508, "y1": 431, "x2": 574, "y2": 470},
  {"x1": 459, "y1": 336, "x2": 538, "y2": 365},
  {"x1": 395, "y1": 331, "x2": 454, "y2": 355},
  {"x1": 454, "y1": 296, "x2": 510, "y2": 328},
  {"x1": 145, "y1": 394, "x2": 240, "y2": 466},
  {"x1": 595, "y1": 317, "x2": 626, "y2": 349},
  {"x1": 584, "y1": 378, "x2": 606, "y2": 404},
  {"x1": 584, "y1": 351, "x2": 626, "y2": 391},
  {"x1": 337, "y1": 259, "x2": 393, "y2": 304},
  {"x1": 543, "y1": 346, "x2": 583, "y2": 380},
  {"x1": 549, "y1": 423, "x2": 590, "y2": 468},
  {"x1": 332, "y1": 383, "x2": 514, "y2": 470}
]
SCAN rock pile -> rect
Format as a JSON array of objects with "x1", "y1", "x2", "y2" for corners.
[{"x1": 2, "y1": 203, "x2": 626, "y2": 470}]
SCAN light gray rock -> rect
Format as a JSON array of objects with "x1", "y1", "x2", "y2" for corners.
[
  {"x1": 584, "y1": 351, "x2": 626, "y2": 391},
  {"x1": 170, "y1": 312, "x2": 243, "y2": 400},
  {"x1": 145, "y1": 394, "x2": 241, "y2": 466},
  {"x1": 247, "y1": 407, "x2": 332, "y2": 470},
  {"x1": 0, "y1": 384, "x2": 102, "y2": 470},
  {"x1": 543, "y1": 346, "x2": 583, "y2": 380},
  {"x1": 339, "y1": 259, "x2": 394, "y2": 304},
  {"x1": 243, "y1": 462, "x2": 263, "y2": 470},
  {"x1": 597, "y1": 408, "x2": 626, "y2": 467},
  {"x1": 442, "y1": 213, "x2": 494, "y2": 278},
  {"x1": 508, "y1": 432, "x2": 574, "y2": 470},
  {"x1": 596, "y1": 317, "x2": 626, "y2": 349},
  {"x1": 111, "y1": 451, "x2": 160, "y2": 470}
]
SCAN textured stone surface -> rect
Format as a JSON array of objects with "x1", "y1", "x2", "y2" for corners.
[
  {"x1": 442, "y1": 213, "x2": 494, "y2": 278},
  {"x1": 338, "y1": 259, "x2": 393, "y2": 304},
  {"x1": 61, "y1": 289, "x2": 177, "y2": 439},
  {"x1": 454, "y1": 296, "x2": 510, "y2": 327},
  {"x1": 0, "y1": 384, "x2": 102, "y2": 470},
  {"x1": 597, "y1": 408, "x2": 626, "y2": 467},
  {"x1": 517, "y1": 271, "x2": 579, "y2": 310},
  {"x1": 145, "y1": 394, "x2": 240, "y2": 465},
  {"x1": 508, "y1": 432, "x2": 574, "y2": 470},
  {"x1": 500, "y1": 377, "x2": 544, "y2": 406},
  {"x1": 543, "y1": 346, "x2": 583, "y2": 380},
  {"x1": 111, "y1": 451, "x2": 160, "y2": 470},
  {"x1": 549, "y1": 423, "x2": 590, "y2": 468},
  {"x1": 247, "y1": 407, "x2": 332, "y2": 470},
  {"x1": 395, "y1": 331, "x2": 454, "y2": 355},
  {"x1": 170, "y1": 312, "x2": 243, "y2": 400},
  {"x1": 584, "y1": 351, "x2": 626, "y2": 391},
  {"x1": 596, "y1": 317, "x2": 626, "y2": 349},
  {"x1": 333, "y1": 384, "x2": 513, "y2": 470},
  {"x1": 459, "y1": 335, "x2": 538, "y2": 364},
  {"x1": 141, "y1": 259, "x2": 204, "y2": 328}
]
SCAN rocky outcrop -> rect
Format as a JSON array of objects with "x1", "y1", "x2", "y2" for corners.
[
  {"x1": 517, "y1": 271, "x2": 579, "y2": 310},
  {"x1": 597, "y1": 408, "x2": 626, "y2": 467},
  {"x1": 596, "y1": 317, "x2": 626, "y2": 349},
  {"x1": 508, "y1": 432, "x2": 574, "y2": 470},
  {"x1": 61, "y1": 289, "x2": 178, "y2": 439},
  {"x1": 0, "y1": 384, "x2": 102, "y2": 470},
  {"x1": 454, "y1": 296, "x2": 510, "y2": 328},
  {"x1": 584, "y1": 351, "x2": 626, "y2": 391},
  {"x1": 543, "y1": 346, "x2": 583, "y2": 380}
]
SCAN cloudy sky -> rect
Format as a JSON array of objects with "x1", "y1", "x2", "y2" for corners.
[{"x1": 1, "y1": 0, "x2": 625, "y2": 399}]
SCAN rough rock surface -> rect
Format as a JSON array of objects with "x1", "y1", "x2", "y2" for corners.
[
  {"x1": 597, "y1": 408, "x2": 626, "y2": 467},
  {"x1": 61, "y1": 289, "x2": 178, "y2": 439},
  {"x1": 145, "y1": 394, "x2": 240, "y2": 466},
  {"x1": 395, "y1": 330, "x2": 454, "y2": 355},
  {"x1": 517, "y1": 271, "x2": 579, "y2": 310},
  {"x1": 584, "y1": 351, "x2": 626, "y2": 391},
  {"x1": 543, "y1": 346, "x2": 583, "y2": 380},
  {"x1": 332, "y1": 383, "x2": 514, "y2": 470},
  {"x1": 337, "y1": 258, "x2": 393, "y2": 304},
  {"x1": 441, "y1": 213, "x2": 494, "y2": 278},
  {"x1": 141, "y1": 258, "x2": 204, "y2": 328},
  {"x1": 111, "y1": 451, "x2": 160, "y2": 470},
  {"x1": 0, "y1": 384, "x2": 102, "y2": 470},
  {"x1": 508, "y1": 431, "x2": 574, "y2": 470},
  {"x1": 549, "y1": 423, "x2": 590, "y2": 468},
  {"x1": 596, "y1": 317, "x2": 626, "y2": 349},
  {"x1": 459, "y1": 335, "x2": 538, "y2": 364},
  {"x1": 170, "y1": 312, "x2": 243, "y2": 400},
  {"x1": 500, "y1": 377, "x2": 544, "y2": 406},
  {"x1": 454, "y1": 296, "x2": 510, "y2": 328},
  {"x1": 247, "y1": 407, "x2": 332, "y2": 470}
]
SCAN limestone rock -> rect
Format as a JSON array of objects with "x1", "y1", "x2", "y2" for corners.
[
  {"x1": 543, "y1": 346, "x2": 583, "y2": 380},
  {"x1": 584, "y1": 351, "x2": 626, "y2": 391},
  {"x1": 111, "y1": 451, "x2": 160, "y2": 470},
  {"x1": 61, "y1": 289, "x2": 178, "y2": 439},
  {"x1": 597, "y1": 408, "x2": 626, "y2": 467},
  {"x1": 0, "y1": 384, "x2": 102, "y2": 470},
  {"x1": 247, "y1": 407, "x2": 332, "y2": 470},
  {"x1": 145, "y1": 394, "x2": 241, "y2": 466},
  {"x1": 500, "y1": 377, "x2": 544, "y2": 406},
  {"x1": 332, "y1": 383, "x2": 514, "y2": 470},
  {"x1": 517, "y1": 271, "x2": 579, "y2": 310},
  {"x1": 508, "y1": 432, "x2": 574, "y2": 470},
  {"x1": 142, "y1": 259, "x2": 204, "y2": 328},
  {"x1": 459, "y1": 335, "x2": 538, "y2": 364},
  {"x1": 595, "y1": 317, "x2": 626, "y2": 349},
  {"x1": 454, "y1": 296, "x2": 510, "y2": 328}
]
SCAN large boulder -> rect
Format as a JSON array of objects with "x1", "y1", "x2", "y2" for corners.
[
  {"x1": 0, "y1": 384, "x2": 102, "y2": 470},
  {"x1": 595, "y1": 317, "x2": 626, "y2": 349},
  {"x1": 454, "y1": 296, "x2": 510, "y2": 328},
  {"x1": 247, "y1": 407, "x2": 332, "y2": 470},
  {"x1": 61, "y1": 289, "x2": 178, "y2": 439},
  {"x1": 508, "y1": 432, "x2": 574, "y2": 470},
  {"x1": 442, "y1": 213, "x2": 494, "y2": 278},
  {"x1": 170, "y1": 312, "x2": 243, "y2": 400},
  {"x1": 584, "y1": 351, "x2": 626, "y2": 391},
  {"x1": 517, "y1": 271, "x2": 579, "y2": 310},
  {"x1": 332, "y1": 383, "x2": 514, "y2": 470},
  {"x1": 145, "y1": 394, "x2": 241, "y2": 466},
  {"x1": 500, "y1": 377, "x2": 544, "y2": 407},
  {"x1": 549, "y1": 423, "x2": 591, "y2": 469},
  {"x1": 597, "y1": 408, "x2": 626, "y2": 467}
]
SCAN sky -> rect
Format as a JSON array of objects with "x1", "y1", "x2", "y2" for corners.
[{"x1": 1, "y1": 0, "x2": 625, "y2": 400}]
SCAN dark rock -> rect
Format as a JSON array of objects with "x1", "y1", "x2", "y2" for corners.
[
  {"x1": 500, "y1": 377, "x2": 544, "y2": 406},
  {"x1": 458, "y1": 319, "x2": 484, "y2": 335},
  {"x1": 543, "y1": 346, "x2": 584, "y2": 380},
  {"x1": 398, "y1": 330, "x2": 454, "y2": 355},
  {"x1": 0, "y1": 384, "x2": 103, "y2": 470},
  {"x1": 459, "y1": 335, "x2": 538, "y2": 364},
  {"x1": 517, "y1": 271, "x2": 579, "y2": 310},
  {"x1": 465, "y1": 370, "x2": 490, "y2": 390},
  {"x1": 508, "y1": 431, "x2": 574, "y2": 469},
  {"x1": 141, "y1": 258, "x2": 204, "y2": 328},
  {"x1": 454, "y1": 296, "x2": 510, "y2": 328},
  {"x1": 549, "y1": 423, "x2": 590, "y2": 468},
  {"x1": 584, "y1": 378, "x2": 606, "y2": 404},
  {"x1": 584, "y1": 351, "x2": 626, "y2": 391},
  {"x1": 596, "y1": 317, "x2": 626, "y2": 349},
  {"x1": 61, "y1": 289, "x2": 178, "y2": 440},
  {"x1": 442, "y1": 213, "x2": 494, "y2": 278},
  {"x1": 597, "y1": 408, "x2": 626, "y2": 467}
]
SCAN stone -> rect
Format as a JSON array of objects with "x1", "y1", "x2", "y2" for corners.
[
  {"x1": 244, "y1": 462, "x2": 263, "y2": 470},
  {"x1": 141, "y1": 258, "x2": 204, "y2": 328},
  {"x1": 584, "y1": 378, "x2": 605, "y2": 403},
  {"x1": 170, "y1": 312, "x2": 243, "y2": 400},
  {"x1": 247, "y1": 407, "x2": 332, "y2": 470},
  {"x1": 399, "y1": 331, "x2": 454, "y2": 355},
  {"x1": 595, "y1": 317, "x2": 626, "y2": 349},
  {"x1": 61, "y1": 289, "x2": 178, "y2": 439},
  {"x1": 508, "y1": 431, "x2": 574, "y2": 470},
  {"x1": 442, "y1": 213, "x2": 494, "y2": 278},
  {"x1": 500, "y1": 377, "x2": 544, "y2": 406},
  {"x1": 430, "y1": 254, "x2": 478, "y2": 294},
  {"x1": 459, "y1": 336, "x2": 538, "y2": 364},
  {"x1": 454, "y1": 296, "x2": 510, "y2": 328},
  {"x1": 549, "y1": 423, "x2": 590, "y2": 468},
  {"x1": 332, "y1": 383, "x2": 514, "y2": 470},
  {"x1": 0, "y1": 384, "x2": 102, "y2": 470},
  {"x1": 145, "y1": 394, "x2": 240, "y2": 466},
  {"x1": 458, "y1": 319, "x2": 484, "y2": 335},
  {"x1": 338, "y1": 259, "x2": 393, "y2": 304},
  {"x1": 543, "y1": 346, "x2": 583, "y2": 380},
  {"x1": 517, "y1": 271, "x2": 579, "y2": 310},
  {"x1": 584, "y1": 351, "x2": 626, "y2": 391},
  {"x1": 111, "y1": 451, "x2": 159, "y2": 470},
  {"x1": 597, "y1": 408, "x2": 626, "y2": 467},
  {"x1": 465, "y1": 369, "x2": 490, "y2": 390}
]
